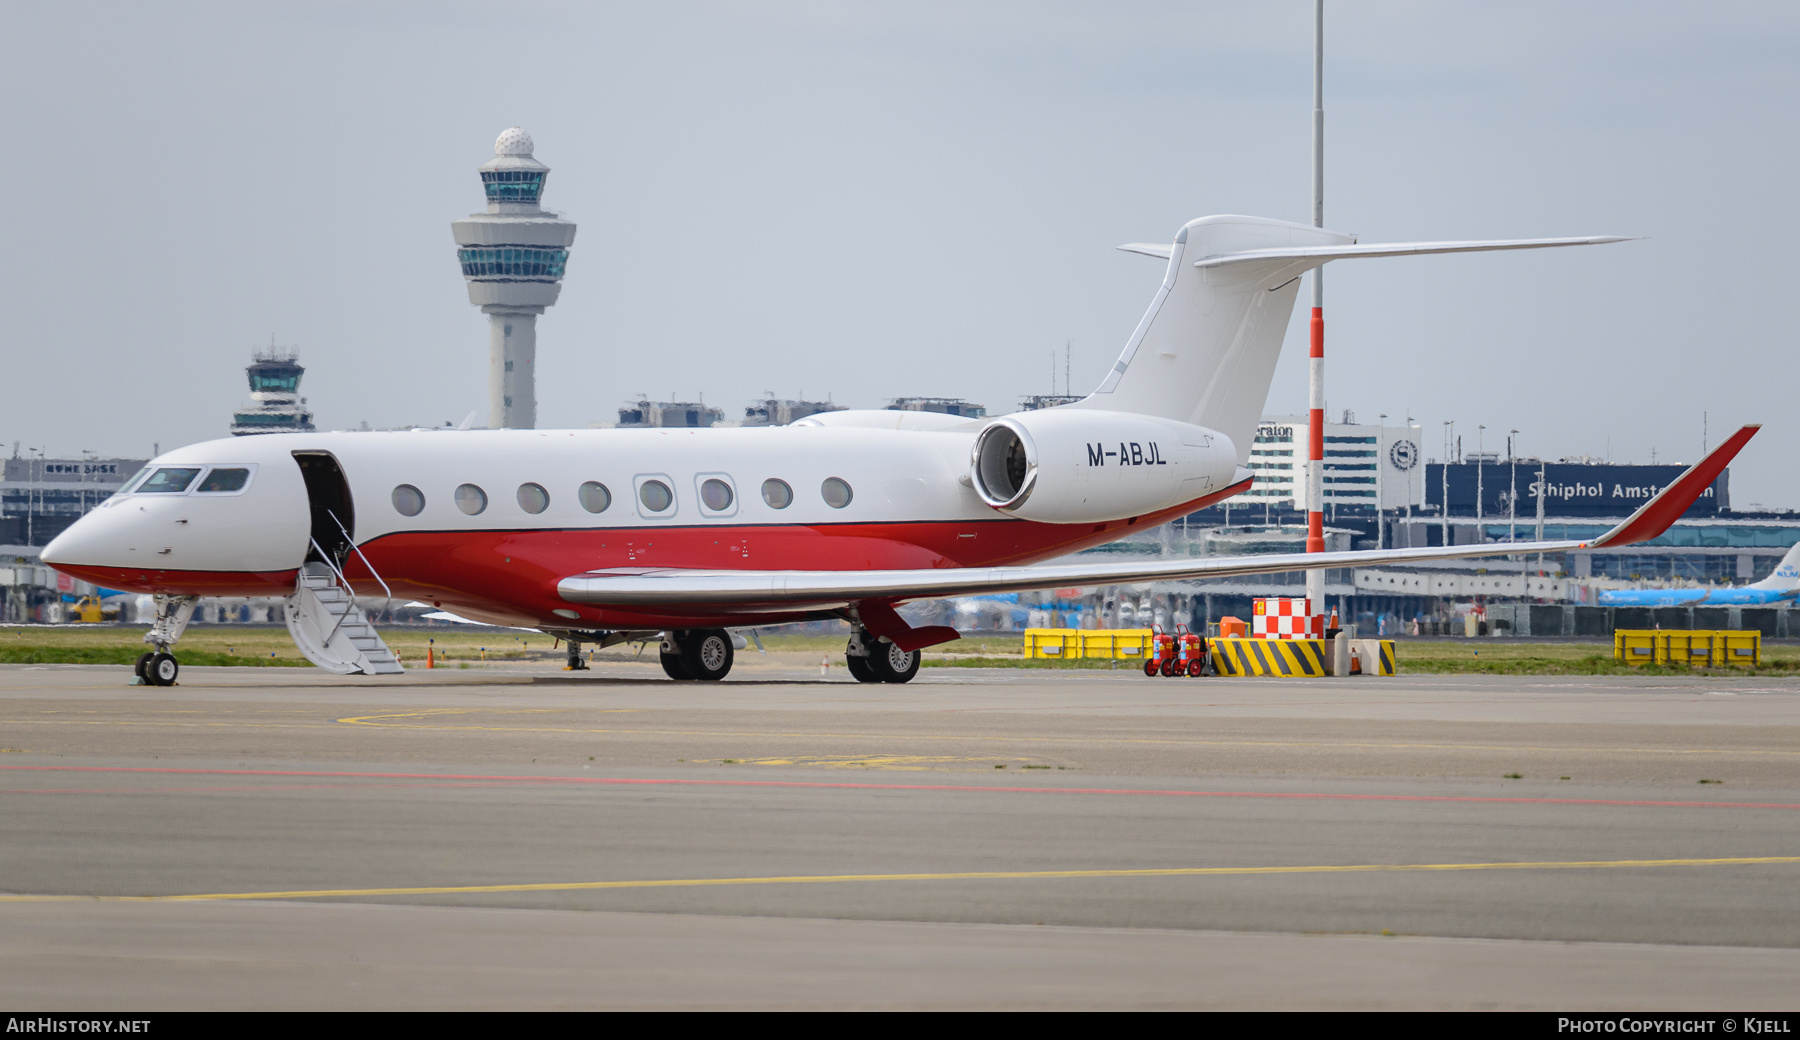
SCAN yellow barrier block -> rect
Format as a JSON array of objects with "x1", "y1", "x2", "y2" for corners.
[
  {"x1": 1613, "y1": 630, "x2": 1762, "y2": 667},
  {"x1": 1715, "y1": 630, "x2": 1762, "y2": 667},
  {"x1": 1357, "y1": 639, "x2": 1399, "y2": 676},
  {"x1": 1211, "y1": 638, "x2": 1396, "y2": 677},
  {"x1": 1021, "y1": 628, "x2": 1153, "y2": 661},
  {"x1": 1614, "y1": 630, "x2": 1659, "y2": 665},
  {"x1": 1021, "y1": 628, "x2": 1081, "y2": 660},
  {"x1": 1080, "y1": 629, "x2": 1153, "y2": 659},
  {"x1": 1212, "y1": 638, "x2": 1329, "y2": 677}
]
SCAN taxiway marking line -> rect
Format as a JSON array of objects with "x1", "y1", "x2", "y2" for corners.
[
  {"x1": 3, "y1": 856, "x2": 1797, "y2": 903},
  {"x1": 1, "y1": 765, "x2": 1796, "y2": 810},
  {"x1": 328, "y1": 710, "x2": 1800, "y2": 757}
]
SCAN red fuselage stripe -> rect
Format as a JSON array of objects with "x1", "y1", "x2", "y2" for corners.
[{"x1": 53, "y1": 480, "x2": 1254, "y2": 626}]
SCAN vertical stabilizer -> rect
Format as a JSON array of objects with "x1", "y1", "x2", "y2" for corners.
[
  {"x1": 1076, "y1": 215, "x2": 1353, "y2": 463},
  {"x1": 1749, "y1": 542, "x2": 1800, "y2": 591}
]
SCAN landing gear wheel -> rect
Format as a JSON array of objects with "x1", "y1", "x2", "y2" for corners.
[
  {"x1": 845, "y1": 652, "x2": 879, "y2": 683},
  {"x1": 134, "y1": 652, "x2": 153, "y2": 679},
  {"x1": 679, "y1": 629, "x2": 734, "y2": 681},
  {"x1": 1143, "y1": 658, "x2": 1159, "y2": 677},
  {"x1": 660, "y1": 652, "x2": 692, "y2": 680},
  {"x1": 1187, "y1": 658, "x2": 1205, "y2": 677},
  {"x1": 867, "y1": 639, "x2": 921, "y2": 684},
  {"x1": 145, "y1": 652, "x2": 178, "y2": 686}
]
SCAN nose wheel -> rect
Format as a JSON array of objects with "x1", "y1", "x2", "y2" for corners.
[{"x1": 134, "y1": 595, "x2": 197, "y2": 687}]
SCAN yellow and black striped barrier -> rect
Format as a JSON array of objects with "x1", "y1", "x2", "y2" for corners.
[{"x1": 1210, "y1": 638, "x2": 1396, "y2": 677}]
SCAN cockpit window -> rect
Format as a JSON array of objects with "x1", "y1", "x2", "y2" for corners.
[
  {"x1": 117, "y1": 467, "x2": 150, "y2": 494},
  {"x1": 136, "y1": 468, "x2": 202, "y2": 494},
  {"x1": 196, "y1": 468, "x2": 251, "y2": 493}
]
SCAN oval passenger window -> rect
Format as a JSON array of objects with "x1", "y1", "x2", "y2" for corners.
[
  {"x1": 517, "y1": 482, "x2": 549, "y2": 514},
  {"x1": 700, "y1": 478, "x2": 734, "y2": 511},
  {"x1": 639, "y1": 480, "x2": 673, "y2": 512},
  {"x1": 578, "y1": 481, "x2": 611, "y2": 513},
  {"x1": 455, "y1": 483, "x2": 488, "y2": 515},
  {"x1": 761, "y1": 478, "x2": 792, "y2": 509},
  {"x1": 821, "y1": 477, "x2": 853, "y2": 509},
  {"x1": 392, "y1": 484, "x2": 425, "y2": 517}
]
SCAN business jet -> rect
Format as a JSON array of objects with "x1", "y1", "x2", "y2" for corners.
[
  {"x1": 41, "y1": 214, "x2": 1753, "y2": 686},
  {"x1": 1598, "y1": 541, "x2": 1800, "y2": 607}
]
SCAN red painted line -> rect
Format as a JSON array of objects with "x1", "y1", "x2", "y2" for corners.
[{"x1": 0, "y1": 764, "x2": 1793, "y2": 810}]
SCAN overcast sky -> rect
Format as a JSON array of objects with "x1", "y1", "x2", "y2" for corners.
[{"x1": 3, "y1": 2, "x2": 1796, "y2": 503}]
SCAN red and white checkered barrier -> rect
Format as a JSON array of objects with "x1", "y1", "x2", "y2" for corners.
[{"x1": 1252, "y1": 597, "x2": 1324, "y2": 639}]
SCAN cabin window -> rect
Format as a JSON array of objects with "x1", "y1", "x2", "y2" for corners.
[
  {"x1": 761, "y1": 478, "x2": 793, "y2": 509},
  {"x1": 392, "y1": 485, "x2": 426, "y2": 517},
  {"x1": 578, "y1": 481, "x2": 611, "y2": 513},
  {"x1": 455, "y1": 483, "x2": 488, "y2": 515},
  {"x1": 639, "y1": 479, "x2": 673, "y2": 513},
  {"x1": 137, "y1": 468, "x2": 201, "y2": 494},
  {"x1": 700, "y1": 478, "x2": 734, "y2": 511},
  {"x1": 821, "y1": 477, "x2": 853, "y2": 509},
  {"x1": 196, "y1": 468, "x2": 251, "y2": 493},
  {"x1": 517, "y1": 482, "x2": 550, "y2": 514}
]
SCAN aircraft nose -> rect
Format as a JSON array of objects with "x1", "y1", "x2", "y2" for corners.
[{"x1": 40, "y1": 514, "x2": 101, "y2": 568}]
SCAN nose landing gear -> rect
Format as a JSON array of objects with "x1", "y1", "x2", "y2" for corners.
[{"x1": 135, "y1": 595, "x2": 197, "y2": 687}]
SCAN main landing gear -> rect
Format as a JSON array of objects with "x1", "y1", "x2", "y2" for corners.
[
  {"x1": 564, "y1": 638, "x2": 589, "y2": 671},
  {"x1": 659, "y1": 629, "x2": 735, "y2": 681},
  {"x1": 845, "y1": 628, "x2": 920, "y2": 684},
  {"x1": 135, "y1": 595, "x2": 198, "y2": 687}
]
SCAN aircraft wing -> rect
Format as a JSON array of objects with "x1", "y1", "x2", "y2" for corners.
[{"x1": 558, "y1": 425, "x2": 1756, "y2": 618}]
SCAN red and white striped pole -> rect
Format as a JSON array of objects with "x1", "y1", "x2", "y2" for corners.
[{"x1": 1305, "y1": 0, "x2": 1327, "y2": 620}]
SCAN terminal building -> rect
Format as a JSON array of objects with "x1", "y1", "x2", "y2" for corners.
[
  {"x1": 743, "y1": 397, "x2": 841, "y2": 427},
  {"x1": 615, "y1": 399, "x2": 725, "y2": 429},
  {"x1": 0, "y1": 453, "x2": 147, "y2": 547},
  {"x1": 887, "y1": 397, "x2": 987, "y2": 419}
]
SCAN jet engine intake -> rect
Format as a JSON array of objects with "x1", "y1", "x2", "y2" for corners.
[{"x1": 969, "y1": 408, "x2": 1236, "y2": 524}]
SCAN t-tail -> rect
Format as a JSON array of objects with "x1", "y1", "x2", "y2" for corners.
[{"x1": 1079, "y1": 214, "x2": 1629, "y2": 464}]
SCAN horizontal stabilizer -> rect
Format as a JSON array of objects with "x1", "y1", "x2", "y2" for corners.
[
  {"x1": 1117, "y1": 242, "x2": 1174, "y2": 260},
  {"x1": 1191, "y1": 235, "x2": 1633, "y2": 269}
]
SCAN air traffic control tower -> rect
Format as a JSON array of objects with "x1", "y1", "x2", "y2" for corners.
[{"x1": 451, "y1": 127, "x2": 577, "y2": 429}]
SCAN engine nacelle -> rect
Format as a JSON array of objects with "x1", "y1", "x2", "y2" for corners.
[{"x1": 969, "y1": 408, "x2": 1238, "y2": 524}]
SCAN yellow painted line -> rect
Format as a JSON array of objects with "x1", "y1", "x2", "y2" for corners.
[
  {"x1": 2, "y1": 856, "x2": 1797, "y2": 904},
  {"x1": 694, "y1": 755, "x2": 1027, "y2": 770}
]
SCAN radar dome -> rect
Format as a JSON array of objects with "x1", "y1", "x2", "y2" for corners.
[{"x1": 495, "y1": 127, "x2": 535, "y2": 157}]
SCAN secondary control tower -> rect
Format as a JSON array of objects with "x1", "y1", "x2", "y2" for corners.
[{"x1": 451, "y1": 127, "x2": 577, "y2": 429}]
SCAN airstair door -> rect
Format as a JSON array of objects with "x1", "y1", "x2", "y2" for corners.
[{"x1": 292, "y1": 451, "x2": 354, "y2": 563}]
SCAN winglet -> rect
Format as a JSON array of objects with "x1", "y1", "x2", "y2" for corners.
[{"x1": 1588, "y1": 425, "x2": 1759, "y2": 548}]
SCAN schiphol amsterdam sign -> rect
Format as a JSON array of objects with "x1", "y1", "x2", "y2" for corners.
[{"x1": 1425, "y1": 462, "x2": 1728, "y2": 519}]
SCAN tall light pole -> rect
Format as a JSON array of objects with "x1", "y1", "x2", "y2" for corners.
[
  {"x1": 1377, "y1": 412, "x2": 1388, "y2": 549},
  {"x1": 1441, "y1": 421, "x2": 1453, "y2": 546},
  {"x1": 1305, "y1": 0, "x2": 1327, "y2": 617},
  {"x1": 1508, "y1": 428, "x2": 1520, "y2": 551},
  {"x1": 1476, "y1": 424, "x2": 1486, "y2": 524}
]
